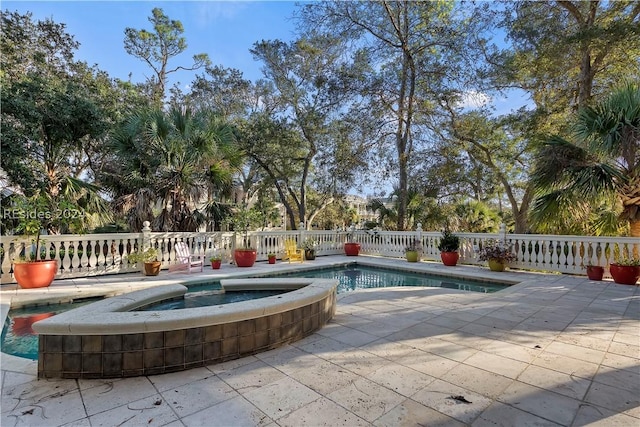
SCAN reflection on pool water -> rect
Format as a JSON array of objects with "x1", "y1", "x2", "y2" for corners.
[
  {"x1": 1, "y1": 265, "x2": 509, "y2": 360},
  {"x1": 1, "y1": 299, "x2": 99, "y2": 360}
]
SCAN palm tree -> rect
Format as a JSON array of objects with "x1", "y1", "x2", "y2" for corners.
[
  {"x1": 108, "y1": 107, "x2": 242, "y2": 231},
  {"x1": 531, "y1": 82, "x2": 640, "y2": 237}
]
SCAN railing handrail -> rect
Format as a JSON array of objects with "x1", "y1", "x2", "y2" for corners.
[{"x1": 1, "y1": 228, "x2": 637, "y2": 283}]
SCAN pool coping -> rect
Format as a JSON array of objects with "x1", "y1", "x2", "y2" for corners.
[{"x1": 32, "y1": 278, "x2": 338, "y2": 335}]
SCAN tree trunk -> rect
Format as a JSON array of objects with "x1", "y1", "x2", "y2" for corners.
[{"x1": 630, "y1": 219, "x2": 640, "y2": 238}]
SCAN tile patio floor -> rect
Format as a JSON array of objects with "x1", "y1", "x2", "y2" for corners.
[{"x1": 1, "y1": 256, "x2": 638, "y2": 426}]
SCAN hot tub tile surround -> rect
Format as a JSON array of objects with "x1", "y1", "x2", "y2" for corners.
[{"x1": 34, "y1": 279, "x2": 338, "y2": 378}]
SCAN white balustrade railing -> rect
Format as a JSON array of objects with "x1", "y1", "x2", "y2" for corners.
[{"x1": 1, "y1": 225, "x2": 637, "y2": 284}]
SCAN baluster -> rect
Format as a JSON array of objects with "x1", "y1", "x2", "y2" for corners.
[
  {"x1": 556, "y1": 240, "x2": 566, "y2": 268},
  {"x1": 541, "y1": 238, "x2": 551, "y2": 267},
  {"x1": 566, "y1": 241, "x2": 576, "y2": 271},
  {"x1": 76, "y1": 240, "x2": 85, "y2": 272},
  {"x1": 529, "y1": 239, "x2": 544, "y2": 268},
  {"x1": 87, "y1": 238, "x2": 98, "y2": 270},
  {"x1": 69, "y1": 241, "x2": 79, "y2": 272},
  {"x1": 1, "y1": 241, "x2": 14, "y2": 280},
  {"x1": 594, "y1": 241, "x2": 604, "y2": 266},
  {"x1": 95, "y1": 241, "x2": 104, "y2": 269}
]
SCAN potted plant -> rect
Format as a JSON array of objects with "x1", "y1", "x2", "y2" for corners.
[
  {"x1": 226, "y1": 206, "x2": 260, "y2": 267},
  {"x1": 127, "y1": 247, "x2": 161, "y2": 276},
  {"x1": 210, "y1": 255, "x2": 222, "y2": 269},
  {"x1": 344, "y1": 227, "x2": 361, "y2": 256},
  {"x1": 478, "y1": 239, "x2": 516, "y2": 272},
  {"x1": 585, "y1": 263, "x2": 604, "y2": 281},
  {"x1": 267, "y1": 253, "x2": 277, "y2": 264},
  {"x1": 609, "y1": 257, "x2": 640, "y2": 285},
  {"x1": 405, "y1": 239, "x2": 421, "y2": 262},
  {"x1": 11, "y1": 196, "x2": 58, "y2": 289},
  {"x1": 437, "y1": 230, "x2": 460, "y2": 266},
  {"x1": 302, "y1": 239, "x2": 317, "y2": 260}
]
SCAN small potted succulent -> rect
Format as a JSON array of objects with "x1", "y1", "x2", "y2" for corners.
[
  {"x1": 267, "y1": 252, "x2": 277, "y2": 264},
  {"x1": 404, "y1": 239, "x2": 421, "y2": 262},
  {"x1": 210, "y1": 254, "x2": 222, "y2": 269},
  {"x1": 437, "y1": 230, "x2": 460, "y2": 266},
  {"x1": 127, "y1": 247, "x2": 161, "y2": 276},
  {"x1": 477, "y1": 239, "x2": 516, "y2": 272},
  {"x1": 302, "y1": 239, "x2": 318, "y2": 260},
  {"x1": 609, "y1": 257, "x2": 640, "y2": 285}
]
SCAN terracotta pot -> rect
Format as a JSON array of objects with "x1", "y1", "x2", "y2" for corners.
[
  {"x1": 344, "y1": 242, "x2": 361, "y2": 256},
  {"x1": 144, "y1": 261, "x2": 161, "y2": 276},
  {"x1": 586, "y1": 265, "x2": 604, "y2": 281},
  {"x1": 405, "y1": 251, "x2": 419, "y2": 262},
  {"x1": 440, "y1": 251, "x2": 459, "y2": 266},
  {"x1": 234, "y1": 249, "x2": 257, "y2": 267},
  {"x1": 609, "y1": 264, "x2": 640, "y2": 285},
  {"x1": 268, "y1": 257, "x2": 276, "y2": 264},
  {"x1": 211, "y1": 260, "x2": 222, "y2": 269},
  {"x1": 13, "y1": 260, "x2": 58, "y2": 289},
  {"x1": 488, "y1": 259, "x2": 506, "y2": 272}
]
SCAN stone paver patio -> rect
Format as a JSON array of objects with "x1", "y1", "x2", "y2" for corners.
[{"x1": 1, "y1": 256, "x2": 638, "y2": 426}]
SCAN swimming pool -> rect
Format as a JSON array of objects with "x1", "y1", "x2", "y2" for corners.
[
  {"x1": 2, "y1": 264, "x2": 509, "y2": 360},
  {"x1": 135, "y1": 264, "x2": 506, "y2": 311}
]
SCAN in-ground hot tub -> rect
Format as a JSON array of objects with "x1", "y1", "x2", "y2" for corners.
[{"x1": 33, "y1": 278, "x2": 338, "y2": 379}]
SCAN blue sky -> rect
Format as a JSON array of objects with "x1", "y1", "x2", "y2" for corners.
[
  {"x1": 5, "y1": 1, "x2": 303, "y2": 86},
  {"x1": 5, "y1": 1, "x2": 529, "y2": 115}
]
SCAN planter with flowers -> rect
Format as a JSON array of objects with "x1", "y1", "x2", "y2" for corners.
[
  {"x1": 405, "y1": 239, "x2": 421, "y2": 262},
  {"x1": 478, "y1": 240, "x2": 516, "y2": 271},
  {"x1": 437, "y1": 230, "x2": 460, "y2": 266},
  {"x1": 609, "y1": 257, "x2": 640, "y2": 285},
  {"x1": 210, "y1": 255, "x2": 222, "y2": 269},
  {"x1": 302, "y1": 239, "x2": 318, "y2": 260},
  {"x1": 128, "y1": 248, "x2": 161, "y2": 276},
  {"x1": 267, "y1": 253, "x2": 277, "y2": 264}
]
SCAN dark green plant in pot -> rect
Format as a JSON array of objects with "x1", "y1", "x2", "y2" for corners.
[
  {"x1": 437, "y1": 230, "x2": 460, "y2": 266},
  {"x1": 437, "y1": 230, "x2": 460, "y2": 252}
]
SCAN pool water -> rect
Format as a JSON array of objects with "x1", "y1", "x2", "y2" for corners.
[
  {"x1": 1, "y1": 265, "x2": 509, "y2": 360},
  {"x1": 1, "y1": 299, "x2": 100, "y2": 360},
  {"x1": 280, "y1": 265, "x2": 507, "y2": 294},
  {"x1": 137, "y1": 289, "x2": 292, "y2": 310}
]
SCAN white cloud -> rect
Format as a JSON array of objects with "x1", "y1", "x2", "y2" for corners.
[{"x1": 457, "y1": 90, "x2": 491, "y2": 109}]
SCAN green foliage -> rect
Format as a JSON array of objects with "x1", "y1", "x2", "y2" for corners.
[
  {"x1": 501, "y1": 1, "x2": 639, "y2": 110},
  {"x1": 405, "y1": 239, "x2": 422, "y2": 252},
  {"x1": 613, "y1": 257, "x2": 640, "y2": 267},
  {"x1": 531, "y1": 82, "x2": 640, "y2": 236},
  {"x1": 224, "y1": 206, "x2": 263, "y2": 249},
  {"x1": 124, "y1": 7, "x2": 210, "y2": 105},
  {"x1": 454, "y1": 200, "x2": 501, "y2": 233},
  {"x1": 301, "y1": 239, "x2": 318, "y2": 251},
  {"x1": 107, "y1": 107, "x2": 241, "y2": 232},
  {"x1": 127, "y1": 248, "x2": 158, "y2": 264},
  {"x1": 1, "y1": 10, "x2": 114, "y2": 233},
  {"x1": 477, "y1": 239, "x2": 517, "y2": 263},
  {"x1": 437, "y1": 230, "x2": 460, "y2": 252}
]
